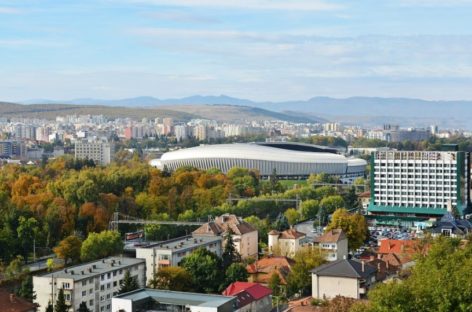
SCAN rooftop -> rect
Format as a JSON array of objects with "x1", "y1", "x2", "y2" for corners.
[
  {"x1": 310, "y1": 259, "x2": 376, "y2": 279},
  {"x1": 39, "y1": 257, "x2": 144, "y2": 281},
  {"x1": 137, "y1": 235, "x2": 222, "y2": 252},
  {"x1": 114, "y1": 288, "x2": 235, "y2": 308},
  {"x1": 313, "y1": 229, "x2": 347, "y2": 244},
  {"x1": 193, "y1": 214, "x2": 256, "y2": 236},
  {"x1": 0, "y1": 289, "x2": 37, "y2": 312}
]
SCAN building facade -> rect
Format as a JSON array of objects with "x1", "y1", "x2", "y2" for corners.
[
  {"x1": 313, "y1": 229, "x2": 348, "y2": 261},
  {"x1": 33, "y1": 257, "x2": 145, "y2": 312},
  {"x1": 135, "y1": 235, "x2": 223, "y2": 282},
  {"x1": 75, "y1": 139, "x2": 114, "y2": 166},
  {"x1": 369, "y1": 150, "x2": 471, "y2": 224},
  {"x1": 268, "y1": 229, "x2": 306, "y2": 257}
]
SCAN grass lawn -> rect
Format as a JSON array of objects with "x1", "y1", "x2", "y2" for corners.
[{"x1": 280, "y1": 179, "x2": 308, "y2": 189}]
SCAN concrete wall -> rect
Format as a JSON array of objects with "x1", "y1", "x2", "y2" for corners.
[
  {"x1": 238, "y1": 231, "x2": 258, "y2": 259},
  {"x1": 312, "y1": 274, "x2": 359, "y2": 299}
]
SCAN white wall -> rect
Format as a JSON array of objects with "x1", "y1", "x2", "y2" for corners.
[{"x1": 312, "y1": 274, "x2": 359, "y2": 299}]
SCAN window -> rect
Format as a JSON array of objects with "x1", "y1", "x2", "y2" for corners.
[
  {"x1": 100, "y1": 285, "x2": 105, "y2": 291},
  {"x1": 89, "y1": 299, "x2": 94, "y2": 306},
  {"x1": 82, "y1": 281, "x2": 87, "y2": 286},
  {"x1": 89, "y1": 289, "x2": 93, "y2": 294},
  {"x1": 113, "y1": 281, "x2": 117, "y2": 287},
  {"x1": 62, "y1": 282, "x2": 70, "y2": 289},
  {"x1": 101, "y1": 274, "x2": 105, "y2": 281},
  {"x1": 82, "y1": 291, "x2": 86, "y2": 296}
]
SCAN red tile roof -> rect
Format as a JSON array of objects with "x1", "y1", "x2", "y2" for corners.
[
  {"x1": 223, "y1": 282, "x2": 272, "y2": 300},
  {"x1": 313, "y1": 229, "x2": 346, "y2": 243},
  {"x1": 279, "y1": 229, "x2": 306, "y2": 239},
  {"x1": 0, "y1": 289, "x2": 37, "y2": 312},
  {"x1": 246, "y1": 256, "x2": 295, "y2": 285},
  {"x1": 378, "y1": 239, "x2": 418, "y2": 255}
]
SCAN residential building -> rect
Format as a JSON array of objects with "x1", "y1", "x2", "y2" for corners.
[
  {"x1": 0, "y1": 140, "x2": 26, "y2": 159},
  {"x1": 369, "y1": 150, "x2": 471, "y2": 226},
  {"x1": 268, "y1": 229, "x2": 306, "y2": 257},
  {"x1": 33, "y1": 257, "x2": 145, "y2": 312},
  {"x1": 0, "y1": 289, "x2": 37, "y2": 312},
  {"x1": 135, "y1": 235, "x2": 223, "y2": 282},
  {"x1": 246, "y1": 256, "x2": 295, "y2": 286},
  {"x1": 311, "y1": 259, "x2": 377, "y2": 300},
  {"x1": 428, "y1": 212, "x2": 472, "y2": 238},
  {"x1": 75, "y1": 139, "x2": 114, "y2": 165},
  {"x1": 112, "y1": 288, "x2": 236, "y2": 312},
  {"x1": 222, "y1": 282, "x2": 272, "y2": 312},
  {"x1": 376, "y1": 239, "x2": 419, "y2": 272},
  {"x1": 313, "y1": 229, "x2": 348, "y2": 261},
  {"x1": 193, "y1": 214, "x2": 258, "y2": 259}
]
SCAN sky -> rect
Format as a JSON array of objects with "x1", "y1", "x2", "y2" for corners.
[{"x1": 0, "y1": 0, "x2": 472, "y2": 102}]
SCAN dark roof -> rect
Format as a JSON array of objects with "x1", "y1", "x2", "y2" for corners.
[
  {"x1": 193, "y1": 214, "x2": 256, "y2": 236},
  {"x1": 0, "y1": 289, "x2": 37, "y2": 312},
  {"x1": 429, "y1": 213, "x2": 472, "y2": 236},
  {"x1": 310, "y1": 259, "x2": 376, "y2": 279}
]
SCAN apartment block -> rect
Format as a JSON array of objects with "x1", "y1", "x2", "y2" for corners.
[
  {"x1": 369, "y1": 150, "x2": 471, "y2": 225},
  {"x1": 75, "y1": 139, "x2": 114, "y2": 166},
  {"x1": 33, "y1": 257, "x2": 145, "y2": 312}
]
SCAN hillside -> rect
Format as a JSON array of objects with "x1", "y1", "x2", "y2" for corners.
[{"x1": 0, "y1": 102, "x2": 321, "y2": 123}]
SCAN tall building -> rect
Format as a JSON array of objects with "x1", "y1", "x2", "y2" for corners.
[
  {"x1": 369, "y1": 150, "x2": 471, "y2": 226},
  {"x1": 33, "y1": 257, "x2": 146, "y2": 312},
  {"x1": 75, "y1": 139, "x2": 114, "y2": 166},
  {"x1": 162, "y1": 118, "x2": 174, "y2": 136},
  {"x1": 174, "y1": 125, "x2": 188, "y2": 141},
  {"x1": 0, "y1": 140, "x2": 26, "y2": 159}
]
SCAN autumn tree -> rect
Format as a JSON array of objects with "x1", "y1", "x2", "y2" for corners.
[
  {"x1": 325, "y1": 208, "x2": 368, "y2": 250},
  {"x1": 148, "y1": 266, "x2": 194, "y2": 291},
  {"x1": 53, "y1": 235, "x2": 82, "y2": 265}
]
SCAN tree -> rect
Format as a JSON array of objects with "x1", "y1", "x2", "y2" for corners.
[
  {"x1": 54, "y1": 288, "x2": 69, "y2": 312},
  {"x1": 119, "y1": 270, "x2": 140, "y2": 294},
  {"x1": 17, "y1": 216, "x2": 39, "y2": 262},
  {"x1": 287, "y1": 247, "x2": 326, "y2": 296},
  {"x1": 5, "y1": 255, "x2": 26, "y2": 280},
  {"x1": 300, "y1": 199, "x2": 319, "y2": 220},
  {"x1": 45, "y1": 302, "x2": 53, "y2": 312},
  {"x1": 268, "y1": 272, "x2": 282, "y2": 296},
  {"x1": 284, "y1": 208, "x2": 300, "y2": 227},
  {"x1": 325, "y1": 209, "x2": 368, "y2": 250},
  {"x1": 222, "y1": 230, "x2": 241, "y2": 269},
  {"x1": 181, "y1": 247, "x2": 222, "y2": 293},
  {"x1": 222, "y1": 263, "x2": 248, "y2": 290},
  {"x1": 16, "y1": 275, "x2": 35, "y2": 301},
  {"x1": 80, "y1": 230, "x2": 123, "y2": 262},
  {"x1": 148, "y1": 266, "x2": 194, "y2": 291},
  {"x1": 343, "y1": 186, "x2": 360, "y2": 210},
  {"x1": 78, "y1": 302, "x2": 91, "y2": 312},
  {"x1": 320, "y1": 195, "x2": 345, "y2": 214},
  {"x1": 53, "y1": 235, "x2": 82, "y2": 265}
]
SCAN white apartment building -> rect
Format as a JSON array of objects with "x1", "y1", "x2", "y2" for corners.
[
  {"x1": 75, "y1": 139, "x2": 114, "y2": 166},
  {"x1": 136, "y1": 235, "x2": 222, "y2": 282},
  {"x1": 369, "y1": 150, "x2": 471, "y2": 224},
  {"x1": 33, "y1": 257, "x2": 145, "y2": 312}
]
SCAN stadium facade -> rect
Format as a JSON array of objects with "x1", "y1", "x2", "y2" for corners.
[{"x1": 150, "y1": 142, "x2": 366, "y2": 182}]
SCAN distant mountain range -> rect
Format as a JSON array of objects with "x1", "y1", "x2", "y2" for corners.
[{"x1": 19, "y1": 95, "x2": 472, "y2": 129}]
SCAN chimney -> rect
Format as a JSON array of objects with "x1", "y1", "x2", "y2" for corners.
[
  {"x1": 9, "y1": 294, "x2": 16, "y2": 303},
  {"x1": 361, "y1": 261, "x2": 365, "y2": 272}
]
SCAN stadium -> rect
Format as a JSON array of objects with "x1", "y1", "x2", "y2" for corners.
[{"x1": 150, "y1": 142, "x2": 367, "y2": 181}]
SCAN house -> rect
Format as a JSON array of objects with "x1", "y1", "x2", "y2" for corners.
[
  {"x1": 313, "y1": 229, "x2": 348, "y2": 261},
  {"x1": 112, "y1": 288, "x2": 236, "y2": 312},
  {"x1": 246, "y1": 256, "x2": 295, "y2": 286},
  {"x1": 268, "y1": 229, "x2": 306, "y2": 257},
  {"x1": 33, "y1": 257, "x2": 145, "y2": 312},
  {"x1": 358, "y1": 191, "x2": 370, "y2": 214},
  {"x1": 311, "y1": 259, "x2": 377, "y2": 300},
  {"x1": 222, "y1": 282, "x2": 272, "y2": 312},
  {"x1": 0, "y1": 289, "x2": 37, "y2": 312},
  {"x1": 428, "y1": 212, "x2": 472, "y2": 238},
  {"x1": 377, "y1": 239, "x2": 419, "y2": 271},
  {"x1": 193, "y1": 214, "x2": 258, "y2": 259},
  {"x1": 136, "y1": 235, "x2": 222, "y2": 282}
]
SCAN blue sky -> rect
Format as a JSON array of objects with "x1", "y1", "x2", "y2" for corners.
[{"x1": 1, "y1": 0, "x2": 472, "y2": 102}]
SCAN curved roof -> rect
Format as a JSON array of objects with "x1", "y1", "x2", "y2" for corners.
[{"x1": 160, "y1": 143, "x2": 349, "y2": 164}]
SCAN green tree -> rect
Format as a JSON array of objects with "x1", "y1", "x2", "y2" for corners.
[
  {"x1": 5, "y1": 255, "x2": 26, "y2": 280},
  {"x1": 45, "y1": 302, "x2": 53, "y2": 312},
  {"x1": 268, "y1": 272, "x2": 282, "y2": 296},
  {"x1": 148, "y1": 266, "x2": 194, "y2": 291},
  {"x1": 80, "y1": 230, "x2": 123, "y2": 262},
  {"x1": 222, "y1": 263, "x2": 249, "y2": 290},
  {"x1": 343, "y1": 186, "x2": 360, "y2": 210},
  {"x1": 119, "y1": 270, "x2": 140, "y2": 294},
  {"x1": 325, "y1": 209, "x2": 368, "y2": 251},
  {"x1": 284, "y1": 208, "x2": 300, "y2": 227},
  {"x1": 54, "y1": 288, "x2": 69, "y2": 312},
  {"x1": 16, "y1": 275, "x2": 35, "y2": 301},
  {"x1": 287, "y1": 247, "x2": 326, "y2": 296},
  {"x1": 300, "y1": 199, "x2": 319, "y2": 220},
  {"x1": 53, "y1": 235, "x2": 82, "y2": 265},
  {"x1": 17, "y1": 216, "x2": 39, "y2": 262},
  {"x1": 78, "y1": 302, "x2": 91, "y2": 312},
  {"x1": 222, "y1": 230, "x2": 241, "y2": 269},
  {"x1": 181, "y1": 247, "x2": 222, "y2": 293},
  {"x1": 320, "y1": 195, "x2": 345, "y2": 214}
]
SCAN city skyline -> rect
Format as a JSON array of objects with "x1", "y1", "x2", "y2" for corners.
[{"x1": 1, "y1": 0, "x2": 472, "y2": 102}]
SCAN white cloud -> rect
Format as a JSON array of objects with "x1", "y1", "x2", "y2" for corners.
[{"x1": 123, "y1": 0, "x2": 344, "y2": 11}]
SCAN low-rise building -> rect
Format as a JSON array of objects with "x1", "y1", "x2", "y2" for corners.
[
  {"x1": 246, "y1": 256, "x2": 295, "y2": 286},
  {"x1": 222, "y1": 282, "x2": 272, "y2": 312},
  {"x1": 313, "y1": 229, "x2": 348, "y2": 261},
  {"x1": 193, "y1": 214, "x2": 258, "y2": 259},
  {"x1": 135, "y1": 235, "x2": 223, "y2": 282},
  {"x1": 428, "y1": 212, "x2": 472, "y2": 238},
  {"x1": 377, "y1": 239, "x2": 419, "y2": 271},
  {"x1": 33, "y1": 257, "x2": 145, "y2": 312},
  {"x1": 112, "y1": 288, "x2": 236, "y2": 312},
  {"x1": 311, "y1": 259, "x2": 377, "y2": 300},
  {"x1": 0, "y1": 289, "x2": 37, "y2": 312},
  {"x1": 268, "y1": 229, "x2": 306, "y2": 257}
]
